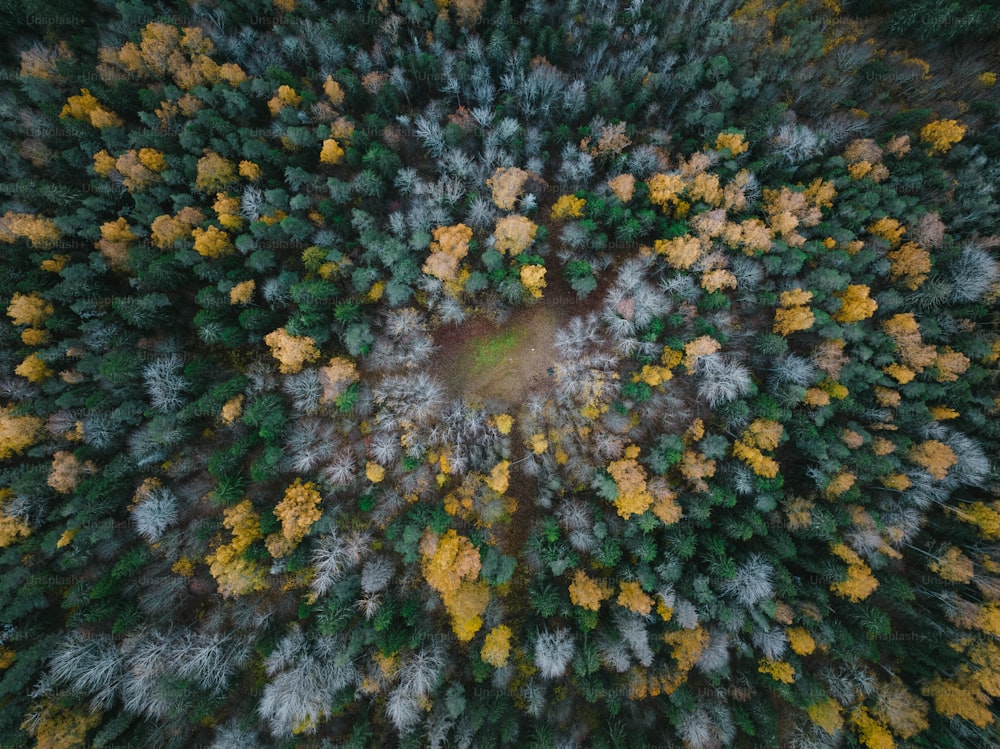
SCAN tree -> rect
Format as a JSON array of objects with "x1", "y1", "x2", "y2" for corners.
[
  {"x1": 486, "y1": 167, "x2": 529, "y2": 210},
  {"x1": 420, "y1": 528, "x2": 489, "y2": 641},
  {"x1": 534, "y1": 628, "x2": 574, "y2": 678},
  {"x1": 205, "y1": 499, "x2": 268, "y2": 597},
  {"x1": 264, "y1": 328, "x2": 320, "y2": 374},
  {"x1": 493, "y1": 215, "x2": 538, "y2": 256},
  {"x1": 833, "y1": 284, "x2": 877, "y2": 323},
  {"x1": 919, "y1": 119, "x2": 966, "y2": 155},
  {"x1": 481, "y1": 624, "x2": 512, "y2": 668},
  {"x1": 266, "y1": 479, "x2": 323, "y2": 558},
  {"x1": 0, "y1": 407, "x2": 43, "y2": 460},
  {"x1": 7, "y1": 292, "x2": 53, "y2": 327},
  {"x1": 568, "y1": 570, "x2": 611, "y2": 611}
]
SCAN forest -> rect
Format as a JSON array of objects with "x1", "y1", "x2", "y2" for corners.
[{"x1": 1, "y1": 0, "x2": 1000, "y2": 746}]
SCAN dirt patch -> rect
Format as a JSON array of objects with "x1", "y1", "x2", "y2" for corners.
[
  {"x1": 431, "y1": 272, "x2": 592, "y2": 408},
  {"x1": 431, "y1": 303, "x2": 558, "y2": 406}
]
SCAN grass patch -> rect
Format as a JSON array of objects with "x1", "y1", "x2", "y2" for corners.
[{"x1": 472, "y1": 329, "x2": 524, "y2": 370}]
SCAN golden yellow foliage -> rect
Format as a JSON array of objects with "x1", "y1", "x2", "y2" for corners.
[
  {"x1": 264, "y1": 328, "x2": 320, "y2": 373},
  {"x1": 486, "y1": 460, "x2": 510, "y2": 494},
  {"x1": 60, "y1": 88, "x2": 122, "y2": 128},
  {"x1": 825, "y1": 471, "x2": 856, "y2": 498},
  {"x1": 929, "y1": 405, "x2": 959, "y2": 420},
  {"x1": 21, "y1": 329, "x2": 48, "y2": 346},
  {"x1": 528, "y1": 433, "x2": 549, "y2": 454},
  {"x1": 650, "y1": 479, "x2": 682, "y2": 526},
  {"x1": 679, "y1": 450, "x2": 716, "y2": 493},
  {"x1": 758, "y1": 658, "x2": 795, "y2": 684},
  {"x1": 206, "y1": 499, "x2": 268, "y2": 597},
  {"x1": 95, "y1": 217, "x2": 137, "y2": 271},
  {"x1": 195, "y1": 151, "x2": 236, "y2": 192},
  {"x1": 774, "y1": 305, "x2": 815, "y2": 335},
  {"x1": 663, "y1": 626, "x2": 710, "y2": 672},
  {"x1": 808, "y1": 697, "x2": 844, "y2": 735},
  {"x1": 909, "y1": 440, "x2": 957, "y2": 480},
  {"x1": 266, "y1": 479, "x2": 323, "y2": 558},
  {"x1": 851, "y1": 707, "x2": 895, "y2": 749},
  {"x1": 113, "y1": 150, "x2": 161, "y2": 192},
  {"x1": 420, "y1": 528, "x2": 488, "y2": 641},
  {"x1": 192, "y1": 225, "x2": 233, "y2": 258},
  {"x1": 618, "y1": 581, "x2": 654, "y2": 615},
  {"x1": 830, "y1": 543, "x2": 879, "y2": 602},
  {"x1": 654, "y1": 234, "x2": 703, "y2": 269},
  {"x1": 733, "y1": 419, "x2": 783, "y2": 478},
  {"x1": 213, "y1": 193, "x2": 242, "y2": 230},
  {"x1": 550, "y1": 194, "x2": 586, "y2": 221},
  {"x1": 701, "y1": 269, "x2": 737, "y2": 293},
  {"x1": 150, "y1": 206, "x2": 204, "y2": 248},
  {"x1": 647, "y1": 172, "x2": 686, "y2": 209},
  {"x1": 318, "y1": 356, "x2": 359, "y2": 402},
  {"x1": 493, "y1": 215, "x2": 538, "y2": 255},
  {"x1": 320, "y1": 138, "x2": 344, "y2": 165},
  {"x1": 40, "y1": 254, "x2": 69, "y2": 273},
  {"x1": 930, "y1": 546, "x2": 974, "y2": 584},
  {"x1": 888, "y1": 242, "x2": 931, "y2": 290},
  {"x1": 481, "y1": 624, "x2": 512, "y2": 667},
  {"x1": 0, "y1": 212, "x2": 61, "y2": 248},
  {"x1": 607, "y1": 447, "x2": 654, "y2": 519},
  {"x1": 833, "y1": 284, "x2": 878, "y2": 323},
  {"x1": 486, "y1": 167, "x2": 529, "y2": 210},
  {"x1": 423, "y1": 223, "x2": 473, "y2": 282},
  {"x1": 779, "y1": 288, "x2": 813, "y2": 307},
  {"x1": 803, "y1": 178, "x2": 837, "y2": 208},
  {"x1": 608, "y1": 173, "x2": 636, "y2": 202},
  {"x1": 0, "y1": 407, "x2": 43, "y2": 461},
  {"x1": 868, "y1": 216, "x2": 905, "y2": 247},
  {"x1": 171, "y1": 557, "x2": 194, "y2": 577},
  {"x1": 13, "y1": 353, "x2": 48, "y2": 388},
  {"x1": 323, "y1": 75, "x2": 345, "y2": 107},
  {"x1": 220, "y1": 394, "x2": 244, "y2": 425},
  {"x1": 682, "y1": 335, "x2": 720, "y2": 371},
  {"x1": 268, "y1": 84, "x2": 302, "y2": 115},
  {"x1": 569, "y1": 570, "x2": 611, "y2": 611},
  {"x1": 7, "y1": 292, "x2": 53, "y2": 327},
  {"x1": 229, "y1": 279, "x2": 255, "y2": 305},
  {"x1": 714, "y1": 131, "x2": 749, "y2": 155},
  {"x1": 520, "y1": 264, "x2": 547, "y2": 298},
  {"x1": 21, "y1": 698, "x2": 101, "y2": 749},
  {"x1": 787, "y1": 627, "x2": 816, "y2": 656},
  {"x1": 920, "y1": 118, "x2": 966, "y2": 155},
  {"x1": 494, "y1": 414, "x2": 513, "y2": 435},
  {"x1": 934, "y1": 347, "x2": 970, "y2": 383},
  {"x1": 239, "y1": 160, "x2": 261, "y2": 180},
  {"x1": 366, "y1": 461, "x2": 386, "y2": 483}
]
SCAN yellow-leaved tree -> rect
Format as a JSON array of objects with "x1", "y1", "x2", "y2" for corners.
[
  {"x1": 568, "y1": 570, "x2": 611, "y2": 611},
  {"x1": 0, "y1": 406, "x2": 43, "y2": 461},
  {"x1": 486, "y1": 166, "x2": 529, "y2": 210},
  {"x1": 493, "y1": 215, "x2": 538, "y2": 255},
  {"x1": 833, "y1": 284, "x2": 878, "y2": 323},
  {"x1": 920, "y1": 118, "x2": 966, "y2": 155},
  {"x1": 732, "y1": 419, "x2": 783, "y2": 478},
  {"x1": 420, "y1": 528, "x2": 489, "y2": 641},
  {"x1": 480, "y1": 624, "x2": 512, "y2": 668},
  {"x1": 607, "y1": 445, "x2": 654, "y2": 519},
  {"x1": 205, "y1": 499, "x2": 269, "y2": 597},
  {"x1": 264, "y1": 328, "x2": 320, "y2": 373},
  {"x1": 266, "y1": 479, "x2": 323, "y2": 558}
]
